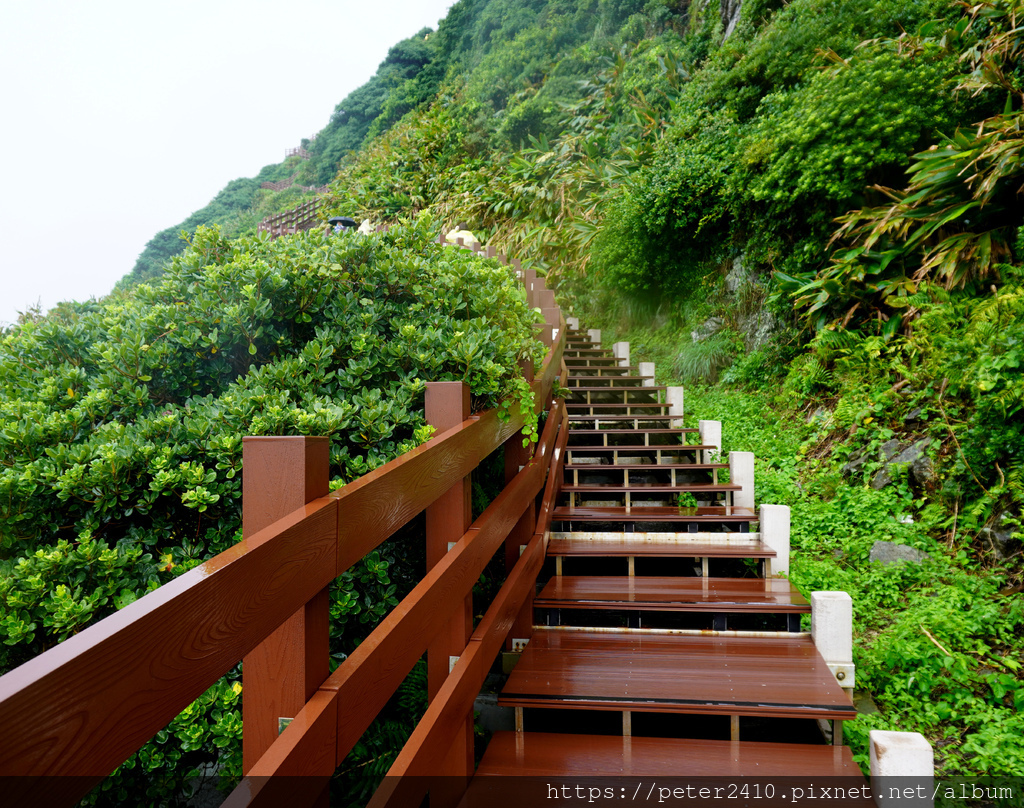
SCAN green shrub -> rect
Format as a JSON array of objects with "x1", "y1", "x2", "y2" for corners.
[{"x1": 0, "y1": 217, "x2": 543, "y2": 801}]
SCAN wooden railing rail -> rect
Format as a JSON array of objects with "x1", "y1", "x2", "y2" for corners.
[
  {"x1": 228, "y1": 393, "x2": 568, "y2": 807},
  {"x1": 257, "y1": 198, "x2": 324, "y2": 237},
  {"x1": 0, "y1": 260, "x2": 564, "y2": 806},
  {"x1": 366, "y1": 402, "x2": 570, "y2": 808}
]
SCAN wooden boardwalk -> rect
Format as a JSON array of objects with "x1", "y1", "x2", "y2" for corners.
[{"x1": 476, "y1": 325, "x2": 863, "y2": 785}]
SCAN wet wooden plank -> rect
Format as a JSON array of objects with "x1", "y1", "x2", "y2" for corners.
[
  {"x1": 550, "y1": 506, "x2": 758, "y2": 525},
  {"x1": 475, "y1": 731, "x2": 866, "y2": 777},
  {"x1": 536, "y1": 576, "x2": 809, "y2": 613},
  {"x1": 499, "y1": 630, "x2": 855, "y2": 720},
  {"x1": 562, "y1": 483, "x2": 742, "y2": 493}
]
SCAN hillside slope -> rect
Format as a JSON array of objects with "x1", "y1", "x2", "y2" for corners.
[{"x1": 16, "y1": 0, "x2": 1024, "y2": 786}]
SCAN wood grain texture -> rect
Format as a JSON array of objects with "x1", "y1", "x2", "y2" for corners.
[
  {"x1": 475, "y1": 731, "x2": 867, "y2": 777},
  {"x1": 242, "y1": 436, "x2": 331, "y2": 773},
  {"x1": 498, "y1": 630, "x2": 856, "y2": 720},
  {"x1": 536, "y1": 576, "x2": 809, "y2": 613},
  {"x1": 324, "y1": 413, "x2": 561, "y2": 766},
  {"x1": 551, "y1": 506, "x2": 759, "y2": 525},
  {"x1": 367, "y1": 535, "x2": 549, "y2": 808},
  {"x1": 0, "y1": 497, "x2": 338, "y2": 784},
  {"x1": 224, "y1": 690, "x2": 338, "y2": 808}
]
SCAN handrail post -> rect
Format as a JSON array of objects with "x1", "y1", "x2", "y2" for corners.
[
  {"x1": 241, "y1": 436, "x2": 331, "y2": 804},
  {"x1": 425, "y1": 382, "x2": 474, "y2": 802},
  {"x1": 505, "y1": 360, "x2": 537, "y2": 651}
]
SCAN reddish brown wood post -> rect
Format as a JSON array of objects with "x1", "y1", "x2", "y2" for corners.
[
  {"x1": 242, "y1": 436, "x2": 332, "y2": 794},
  {"x1": 504, "y1": 359, "x2": 537, "y2": 651},
  {"x1": 424, "y1": 382, "x2": 474, "y2": 796}
]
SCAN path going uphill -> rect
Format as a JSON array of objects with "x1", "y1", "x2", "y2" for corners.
[{"x1": 473, "y1": 323, "x2": 867, "y2": 789}]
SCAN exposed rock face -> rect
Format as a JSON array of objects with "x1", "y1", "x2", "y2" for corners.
[
  {"x1": 979, "y1": 510, "x2": 1021, "y2": 560},
  {"x1": 721, "y1": 0, "x2": 742, "y2": 39},
  {"x1": 725, "y1": 256, "x2": 748, "y2": 293},
  {"x1": 691, "y1": 316, "x2": 725, "y2": 343},
  {"x1": 871, "y1": 439, "x2": 935, "y2": 490},
  {"x1": 869, "y1": 541, "x2": 931, "y2": 566}
]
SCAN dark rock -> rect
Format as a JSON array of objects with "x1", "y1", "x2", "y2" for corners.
[
  {"x1": 691, "y1": 317, "x2": 725, "y2": 343},
  {"x1": 842, "y1": 450, "x2": 866, "y2": 477},
  {"x1": 979, "y1": 510, "x2": 1021, "y2": 561},
  {"x1": 903, "y1": 407, "x2": 925, "y2": 427},
  {"x1": 872, "y1": 439, "x2": 934, "y2": 490},
  {"x1": 881, "y1": 439, "x2": 901, "y2": 461},
  {"x1": 724, "y1": 256, "x2": 748, "y2": 293},
  {"x1": 869, "y1": 541, "x2": 930, "y2": 566}
]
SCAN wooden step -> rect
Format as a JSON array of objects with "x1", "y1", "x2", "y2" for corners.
[
  {"x1": 565, "y1": 481, "x2": 741, "y2": 495},
  {"x1": 547, "y1": 532, "x2": 767, "y2": 557},
  {"x1": 567, "y1": 388, "x2": 666, "y2": 401},
  {"x1": 567, "y1": 402, "x2": 669, "y2": 410},
  {"x1": 565, "y1": 446, "x2": 712, "y2": 460},
  {"x1": 563, "y1": 358, "x2": 621, "y2": 366},
  {"x1": 566, "y1": 375, "x2": 651, "y2": 384},
  {"x1": 565, "y1": 462, "x2": 728, "y2": 471},
  {"x1": 499, "y1": 630, "x2": 855, "y2": 721},
  {"x1": 551, "y1": 506, "x2": 757, "y2": 528},
  {"x1": 568, "y1": 414, "x2": 677, "y2": 424},
  {"x1": 562, "y1": 484, "x2": 740, "y2": 509},
  {"x1": 568, "y1": 430, "x2": 699, "y2": 446},
  {"x1": 474, "y1": 732, "x2": 868, "y2": 778},
  {"x1": 565, "y1": 366, "x2": 643, "y2": 375},
  {"x1": 536, "y1": 576, "x2": 809, "y2": 613}
]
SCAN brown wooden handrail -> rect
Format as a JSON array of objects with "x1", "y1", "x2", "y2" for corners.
[
  {"x1": 364, "y1": 403, "x2": 570, "y2": 808},
  {"x1": 0, "y1": 254, "x2": 564, "y2": 807},
  {"x1": 227, "y1": 395, "x2": 568, "y2": 807}
]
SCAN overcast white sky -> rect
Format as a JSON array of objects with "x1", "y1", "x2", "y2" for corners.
[{"x1": 0, "y1": 0, "x2": 456, "y2": 328}]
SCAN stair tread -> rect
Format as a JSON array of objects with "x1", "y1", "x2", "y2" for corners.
[
  {"x1": 568, "y1": 385, "x2": 668, "y2": 392},
  {"x1": 566, "y1": 445, "x2": 713, "y2": 453},
  {"x1": 565, "y1": 462, "x2": 728, "y2": 469},
  {"x1": 474, "y1": 732, "x2": 867, "y2": 778},
  {"x1": 552, "y1": 506, "x2": 758, "y2": 524},
  {"x1": 569, "y1": 414, "x2": 679, "y2": 420},
  {"x1": 562, "y1": 483, "x2": 742, "y2": 492},
  {"x1": 548, "y1": 534, "x2": 769, "y2": 557},
  {"x1": 498, "y1": 630, "x2": 856, "y2": 719},
  {"x1": 569, "y1": 429, "x2": 698, "y2": 435},
  {"x1": 536, "y1": 576, "x2": 808, "y2": 612}
]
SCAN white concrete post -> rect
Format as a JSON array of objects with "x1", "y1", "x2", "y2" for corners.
[
  {"x1": 760, "y1": 504, "x2": 790, "y2": 578},
  {"x1": 811, "y1": 591, "x2": 855, "y2": 689},
  {"x1": 870, "y1": 731, "x2": 934, "y2": 808},
  {"x1": 729, "y1": 451, "x2": 755, "y2": 510},
  {"x1": 667, "y1": 386, "x2": 684, "y2": 427},
  {"x1": 587, "y1": 328, "x2": 601, "y2": 346},
  {"x1": 566, "y1": 316, "x2": 579, "y2": 331},
  {"x1": 639, "y1": 361, "x2": 656, "y2": 386},
  {"x1": 612, "y1": 341, "x2": 630, "y2": 367},
  {"x1": 698, "y1": 419, "x2": 721, "y2": 465}
]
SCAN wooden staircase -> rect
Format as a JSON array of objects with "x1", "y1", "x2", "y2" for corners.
[{"x1": 474, "y1": 325, "x2": 865, "y2": 786}]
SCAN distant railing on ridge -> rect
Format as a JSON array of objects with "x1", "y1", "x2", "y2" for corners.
[{"x1": 256, "y1": 198, "x2": 324, "y2": 237}]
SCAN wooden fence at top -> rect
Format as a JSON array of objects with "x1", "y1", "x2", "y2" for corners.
[
  {"x1": 0, "y1": 243, "x2": 566, "y2": 808},
  {"x1": 257, "y1": 198, "x2": 324, "y2": 238}
]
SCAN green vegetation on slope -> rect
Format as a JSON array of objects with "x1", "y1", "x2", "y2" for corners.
[{"x1": 12, "y1": 0, "x2": 1024, "y2": 789}]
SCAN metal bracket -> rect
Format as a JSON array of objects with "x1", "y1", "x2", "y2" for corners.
[
  {"x1": 449, "y1": 655, "x2": 460, "y2": 673},
  {"x1": 828, "y1": 662, "x2": 856, "y2": 688}
]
